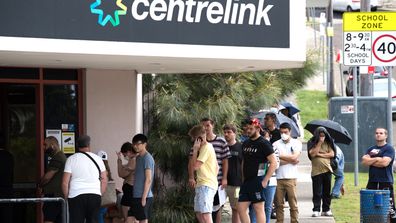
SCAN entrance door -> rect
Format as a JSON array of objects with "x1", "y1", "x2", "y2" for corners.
[{"x1": 0, "y1": 84, "x2": 38, "y2": 222}]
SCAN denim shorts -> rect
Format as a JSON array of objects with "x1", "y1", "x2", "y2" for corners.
[{"x1": 194, "y1": 185, "x2": 217, "y2": 213}]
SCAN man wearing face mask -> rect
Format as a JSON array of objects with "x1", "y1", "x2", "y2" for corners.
[
  {"x1": 39, "y1": 136, "x2": 67, "y2": 223},
  {"x1": 273, "y1": 123, "x2": 302, "y2": 223}
]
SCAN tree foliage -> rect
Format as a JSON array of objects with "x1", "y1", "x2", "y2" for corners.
[{"x1": 145, "y1": 53, "x2": 319, "y2": 222}]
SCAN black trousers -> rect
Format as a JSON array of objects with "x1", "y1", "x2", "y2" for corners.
[
  {"x1": 312, "y1": 171, "x2": 332, "y2": 212},
  {"x1": 367, "y1": 182, "x2": 396, "y2": 217},
  {"x1": 68, "y1": 194, "x2": 101, "y2": 223}
]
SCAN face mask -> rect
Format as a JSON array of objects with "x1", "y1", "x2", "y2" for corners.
[
  {"x1": 124, "y1": 156, "x2": 129, "y2": 161},
  {"x1": 281, "y1": 133, "x2": 290, "y2": 141}
]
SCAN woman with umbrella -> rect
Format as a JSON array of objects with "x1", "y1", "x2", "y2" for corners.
[{"x1": 307, "y1": 127, "x2": 336, "y2": 217}]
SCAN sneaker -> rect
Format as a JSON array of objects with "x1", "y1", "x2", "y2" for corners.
[
  {"x1": 312, "y1": 211, "x2": 320, "y2": 217},
  {"x1": 270, "y1": 210, "x2": 276, "y2": 219},
  {"x1": 321, "y1": 210, "x2": 333, "y2": 216}
]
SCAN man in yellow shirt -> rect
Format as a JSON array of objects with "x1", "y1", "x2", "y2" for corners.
[{"x1": 189, "y1": 125, "x2": 219, "y2": 223}]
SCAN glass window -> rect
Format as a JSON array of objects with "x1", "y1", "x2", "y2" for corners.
[
  {"x1": 0, "y1": 68, "x2": 39, "y2": 79},
  {"x1": 44, "y1": 85, "x2": 79, "y2": 142},
  {"x1": 43, "y1": 69, "x2": 78, "y2": 80}
]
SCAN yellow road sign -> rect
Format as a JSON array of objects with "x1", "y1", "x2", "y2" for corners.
[{"x1": 343, "y1": 12, "x2": 396, "y2": 31}]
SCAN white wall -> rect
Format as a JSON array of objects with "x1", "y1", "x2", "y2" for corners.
[{"x1": 84, "y1": 69, "x2": 140, "y2": 189}]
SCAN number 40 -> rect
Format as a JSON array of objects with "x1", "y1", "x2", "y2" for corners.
[{"x1": 377, "y1": 42, "x2": 396, "y2": 54}]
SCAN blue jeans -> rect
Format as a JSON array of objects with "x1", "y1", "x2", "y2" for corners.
[
  {"x1": 249, "y1": 185, "x2": 276, "y2": 223},
  {"x1": 331, "y1": 158, "x2": 344, "y2": 197},
  {"x1": 98, "y1": 207, "x2": 107, "y2": 223}
]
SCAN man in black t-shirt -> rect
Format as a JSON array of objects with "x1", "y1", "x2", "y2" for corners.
[
  {"x1": 237, "y1": 119, "x2": 277, "y2": 223},
  {"x1": 223, "y1": 124, "x2": 243, "y2": 223},
  {"x1": 264, "y1": 113, "x2": 281, "y2": 144}
]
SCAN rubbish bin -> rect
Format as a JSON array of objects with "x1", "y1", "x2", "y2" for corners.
[{"x1": 360, "y1": 189, "x2": 390, "y2": 223}]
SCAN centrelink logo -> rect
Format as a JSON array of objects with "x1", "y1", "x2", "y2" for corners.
[
  {"x1": 90, "y1": 0, "x2": 127, "y2": 27},
  {"x1": 90, "y1": 0, "x2": 274, "y2": 27}
]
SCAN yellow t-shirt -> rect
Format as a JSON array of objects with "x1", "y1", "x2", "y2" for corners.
[
  {"x1": 196, "y1": 143, "x2": 218, "y2": 190},
  {"x1": 311, "y1": 142, "x2": 333, "y2": 176}
]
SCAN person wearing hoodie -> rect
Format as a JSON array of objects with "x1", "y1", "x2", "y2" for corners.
[{"x1": 307, "y1": 127, "x2": 335, "y2": 218}]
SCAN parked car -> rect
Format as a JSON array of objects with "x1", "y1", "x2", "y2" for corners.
[
  {"x1": 345, "y1": 66, "x2": 389, "y2": 96},
  {"x1": 372, "y1": 78, "x2": 396, "y2": 118},
  {"x1": 333, "y1": 0, "x2": 380, "y2": 12}
]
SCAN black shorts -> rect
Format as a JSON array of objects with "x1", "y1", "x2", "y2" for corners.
[
  {"x1": 121, "y1": 184, "x2": 134, "y2": 207},
  {"x1": 128, "y1": 197, "x2": 153, "y2": 220},
  {"x1": 43, "y1": 201, "x2": 62, "y2": 223},
  {"x1": 238, "y1": 177, "x2": 265, "y2": 203}
]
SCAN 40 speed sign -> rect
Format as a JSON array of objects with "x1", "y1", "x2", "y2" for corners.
[
  {"x1": 343, "y1": 12, "x2": 396, "y2": 66},
  {"x1": 372, "y1": 32, "x2": 396, "y2": 65}
]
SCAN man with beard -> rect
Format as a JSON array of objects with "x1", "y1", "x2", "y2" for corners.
[
  {"x1": 39, "y1": 136, "x2": 67, "y2": 223},
  {"x1": 362, "y1": 128, "x2": 396, "y2": 222},
  {"x1": 237, "y1": 118, "x2": 277, "y2": 223}
]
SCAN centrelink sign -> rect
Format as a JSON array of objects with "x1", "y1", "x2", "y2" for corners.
[{"x1": 0, "y1": 0, "x2": 289, "y2": 48}]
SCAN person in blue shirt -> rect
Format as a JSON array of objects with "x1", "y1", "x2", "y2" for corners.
[
  {"x1": 331, "y1": 146, "x2": 345, "y2": 199},
  {"x1": 362, "y1": 127, "x2": 396, "y2": 221}
]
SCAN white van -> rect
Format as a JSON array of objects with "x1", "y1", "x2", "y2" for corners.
[{"x1": 333, "y1": 0, "x2": 380, "y2": 12}]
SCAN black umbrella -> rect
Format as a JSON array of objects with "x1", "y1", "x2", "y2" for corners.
[
  {"x1": 304, "y1": 119, "x2": 352, "y2": 145},
  {"x1": 279, "y1": 102, "x2": 300, "y2": 116}
]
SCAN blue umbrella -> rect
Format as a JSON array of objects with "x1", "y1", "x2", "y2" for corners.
[
  {"x1": 275, "y1": 112, "x2": 301, "y2": 138},
  {"x1": 280, "y1": 102, "x2": 300, "y2": 116}
]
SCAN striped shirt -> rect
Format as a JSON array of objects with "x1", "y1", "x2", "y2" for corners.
[{"x1": 190, "y1": 135, "x2": 231, "y2": 184}]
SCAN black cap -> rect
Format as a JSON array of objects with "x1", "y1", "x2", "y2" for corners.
[{"x1": 77, "y1": 135, "x2": 91, "y2": 148}]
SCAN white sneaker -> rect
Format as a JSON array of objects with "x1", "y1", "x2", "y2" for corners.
[
  {"x1": 312, "y1": 211, "x2": 320, "y2": 217},
  {"x1": 321, "y1": 210, "x2": 333, "y2": 216}
]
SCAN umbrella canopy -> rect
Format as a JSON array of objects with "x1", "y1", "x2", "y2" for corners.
[
  {"x1": 276, "y1": 113, "x2": 300, "y2": 138},
  {"x1": 304, "y1": 119, "x2": 352, "y2": 145},
  {"x1": 279, "y1": 102, "x2": 300, "y2": 116}
]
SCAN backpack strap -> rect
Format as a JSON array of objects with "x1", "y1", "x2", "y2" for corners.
[{"x1": 78, "y1": 151, "x2": 102, "y2": 180}]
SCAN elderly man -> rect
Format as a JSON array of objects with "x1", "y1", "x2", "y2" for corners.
[{"x1": 62, "y1": 135, "x2": 107, "y2": 223}]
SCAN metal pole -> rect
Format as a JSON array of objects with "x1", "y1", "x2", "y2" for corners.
[
  {"x1": 327, "y1": 1, "x2": 335, "y2": 97},
  {"x1": 353, "y1": 67, "x2": 359, "y2": 186},
  {"x1": 320, "y1": 36, "x2": 327, "y2": 84},
  {"x1": 313, "y1": 8, "x2": 317, "y2": 48},
  {"x1": 388, "y1": 69, "x2": 393, "y2": 147},
  {"x1": 361, "y1": 0, "x2": 371, "y2": 12},
  {"x1": 0, "y1": 197, "x2": 67, "y2": 223},
  {"x1": 340, "y1": 64, "x2": 344, "y2": 96}
]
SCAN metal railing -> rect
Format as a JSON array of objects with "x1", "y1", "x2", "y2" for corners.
[{"x1": 0, "y1": 197, "x2": 67, "y2": 223}]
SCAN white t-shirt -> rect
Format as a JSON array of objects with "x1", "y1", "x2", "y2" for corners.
[
  {"x1": 64, "y1": 152, "x2": 106, "y2": 198},
  {"x1": 273, "y1": 138, "x2": 302, "y2": 179}
]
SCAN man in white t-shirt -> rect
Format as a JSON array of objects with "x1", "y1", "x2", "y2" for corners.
[
  {"x1": 273, "y1": 123, "x2": 302, "y2": 223},
  {"x1": 62, "y1": 135, "x2": 107, "y2": 223}
]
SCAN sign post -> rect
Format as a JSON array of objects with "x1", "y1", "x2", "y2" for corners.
[{"x1": 343, "y1": 12, "x2": 396, "y2": 186}]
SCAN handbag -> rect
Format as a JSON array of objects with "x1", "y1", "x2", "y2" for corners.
[
  {"x1": 79, "y1": 152, "x2": 116, "y2": 206},
  {"x1": 101, "y1": 181, "x2": 117, "y2": 207}
]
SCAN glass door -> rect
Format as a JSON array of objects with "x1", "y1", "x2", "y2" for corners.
[{"x1": 0, "y1": 84, "x2": 38, "y2": 223}]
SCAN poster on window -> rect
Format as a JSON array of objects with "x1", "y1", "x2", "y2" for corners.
[
  {"x1": 46, "y1": 129, "x2": 62, "y2": 146},
  {"x1": 62, "y1": 132, "x2": 75, "y2": 154}
]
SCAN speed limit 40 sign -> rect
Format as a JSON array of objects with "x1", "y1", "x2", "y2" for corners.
[
  {"x1": 372, "y1": 32, "x2": 396, "y2": 65},
  {"x1": 343, "y1": 12, "x2": 396, "y2": 66}
]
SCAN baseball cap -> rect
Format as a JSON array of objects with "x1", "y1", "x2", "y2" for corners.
[{"x1": 97, "y1": 150, "x2": 108, "y2": 160}]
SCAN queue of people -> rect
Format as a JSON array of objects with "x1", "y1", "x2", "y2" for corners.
[
  {"x1": 2, "y1": 112, "x2": 394, "y2": 223},
  {"x1": 35, "y1": 133, "x2": 155, "y2": 223},
  {"x1": 188, "y1": 115, "x2": 305, "y2": 223}
]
